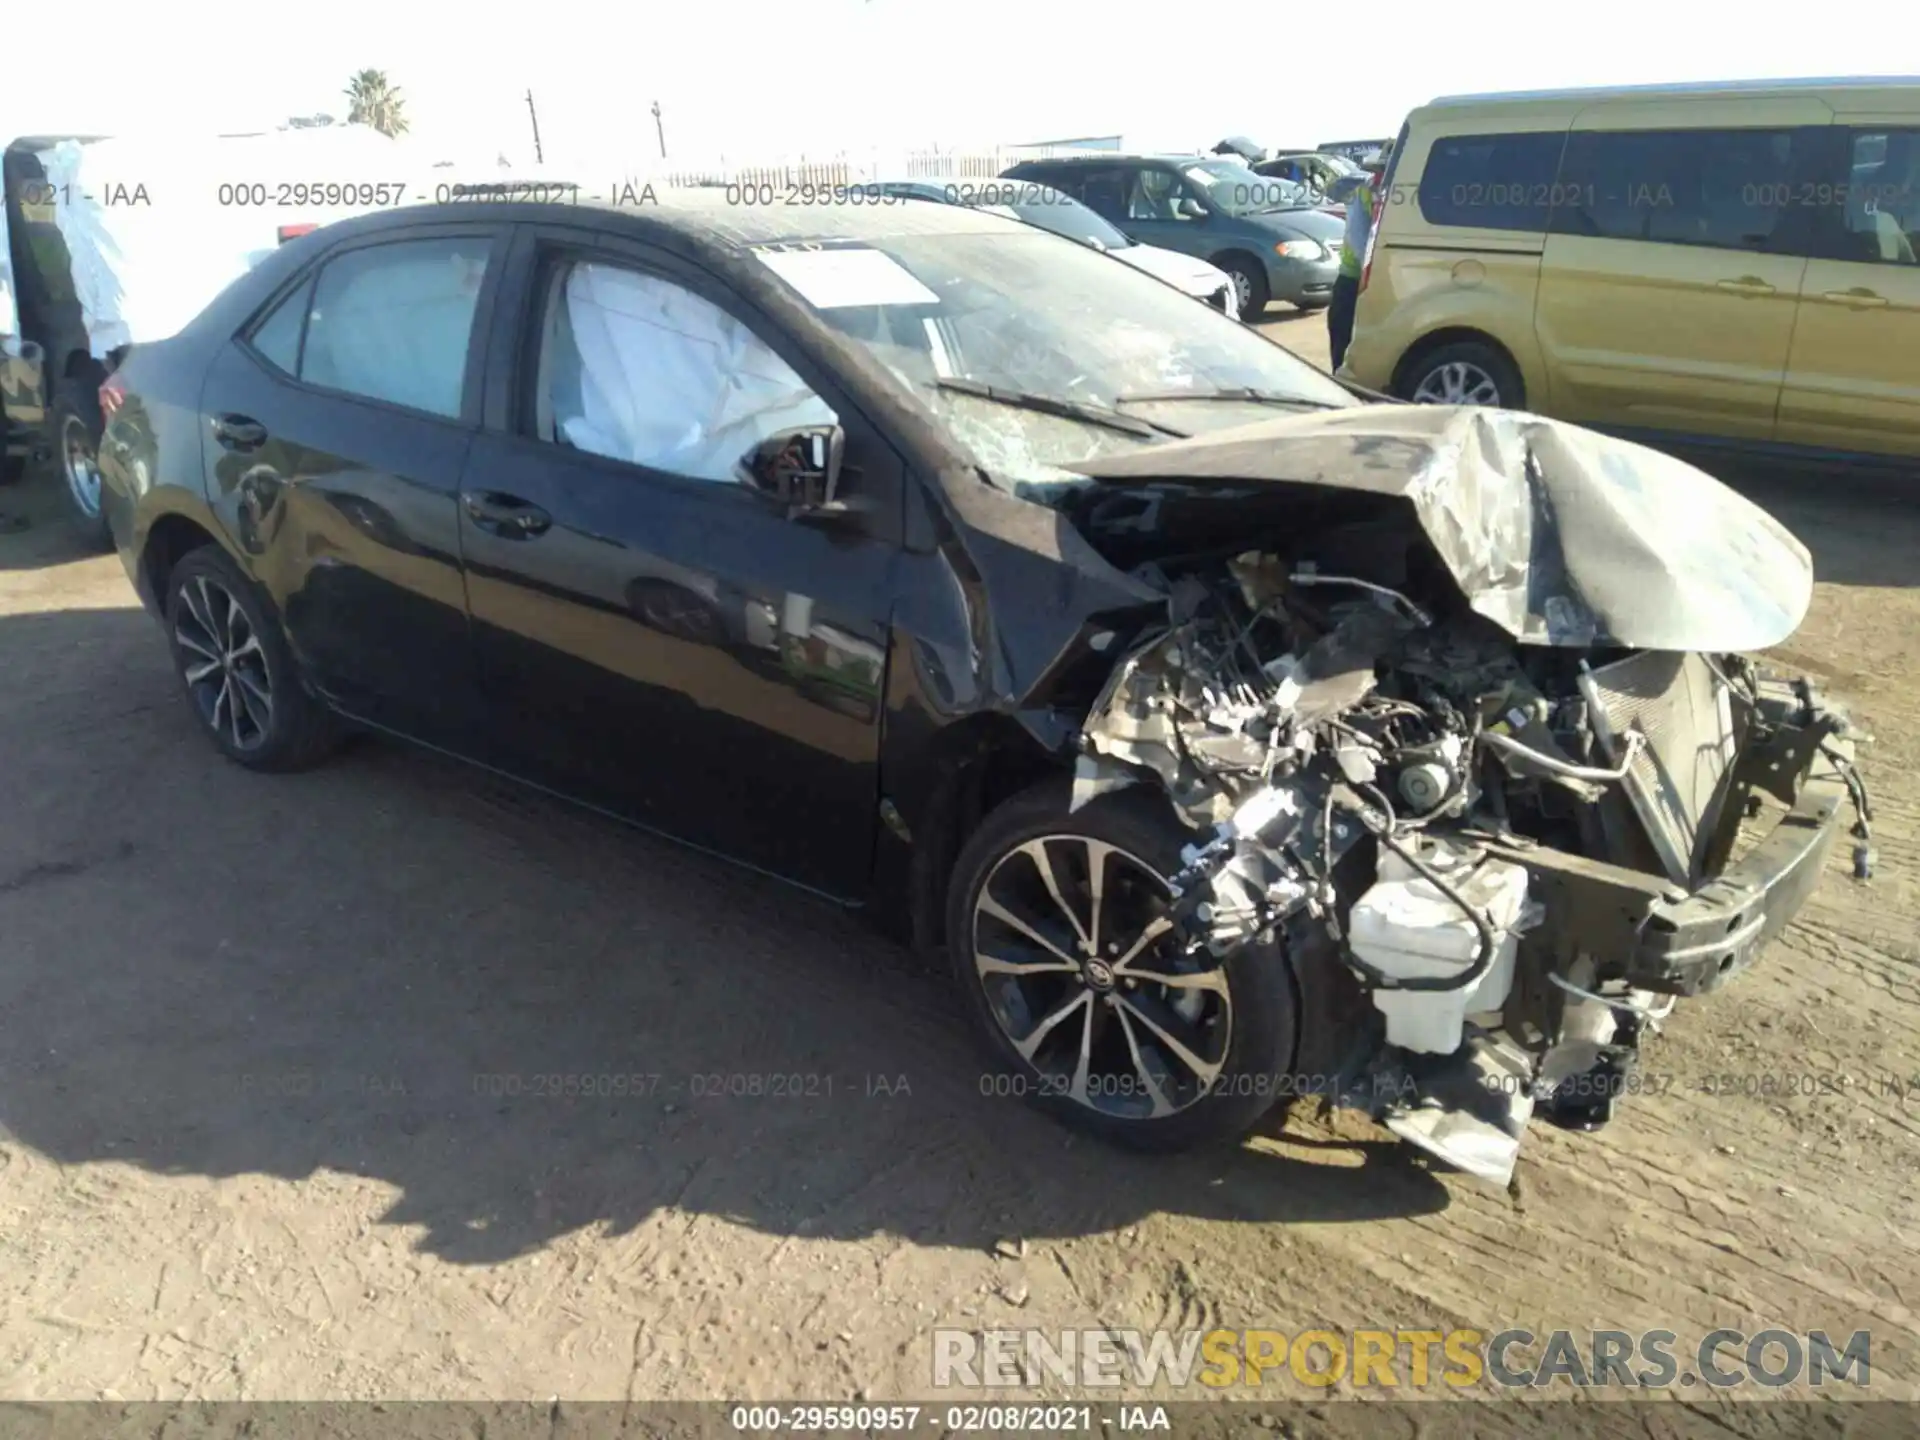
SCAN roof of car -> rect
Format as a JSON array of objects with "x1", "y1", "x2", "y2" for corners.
[
  {"x1": 310, "y1": 188, "x2": 1037, "y2": 253},
  {"x1": 1429, "y1": 75, "x2": 1920, "y2": 106}
]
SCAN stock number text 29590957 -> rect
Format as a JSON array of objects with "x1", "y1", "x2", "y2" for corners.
[{"x1": 214, "y1": 181, "x2": 585, "y2": 208}]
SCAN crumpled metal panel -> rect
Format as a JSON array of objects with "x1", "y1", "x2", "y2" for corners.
[{"x1": 1066, "y1": 406, "x2": 1815, "y2": 653}]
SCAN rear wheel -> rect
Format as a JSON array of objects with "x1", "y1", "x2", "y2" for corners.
[
  {"x1": 54, "y1": 376, "x2": 112, "y2": 549},
  {"x1": 1399, "y1": 340, "x2": 1522, "y2": 409},
  {"x1": 947, "y1": 781, "x2": 1299, "y2": 1152},
  {"x1": 164, "y1": 544, "x2": 343, "y2": 772}
]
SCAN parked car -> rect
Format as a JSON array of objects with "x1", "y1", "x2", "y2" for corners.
[
  {"x1": 1341, "y1": 77, "x2": 1920, "y2": 465},
  {"x1": 871, "y1": 178, "x2": 1237, "y2": 314},
  {"x1": 96, "y1": 195, "x2": 1866, "y2": 1179},
  {"x1": 1253, "y1": 151, "x2": 1365, "y2": 210},
  {"x1": 1000, "y1": 154, "x2": 1343, "y2": 319},
  {"x1": 2, "y1": 135, "x2": 106, "y2": 489}
]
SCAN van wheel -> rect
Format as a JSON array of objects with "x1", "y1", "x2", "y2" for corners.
[
  {"x1": 54, "y1": 378, "x2": 113, "y2": 550},
  {"x1": 947, "y1": 780, "x2": 1299, "y2": 1153},
  {"x1": 1216, "y1": 257, "x2": 1270, "y2": 321},
  {"x1": 1400, "y1": 341, "x2": 1522, "y2": 409}
]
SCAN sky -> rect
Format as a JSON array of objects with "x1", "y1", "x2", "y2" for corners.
[{"x1": 11, "y1": 0, "x2": 1918, "y2": 173}]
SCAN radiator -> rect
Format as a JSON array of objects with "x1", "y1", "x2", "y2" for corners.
[{"x1": 1580, "y1": 651, "x2": 1740, "y2": 886}]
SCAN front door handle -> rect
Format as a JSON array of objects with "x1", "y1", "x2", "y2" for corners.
[
  {"x1": 1715, "y1": 277, "x2": 1776, "y2": 296},
  {"x1": 1820, "y1": 288, "x2": 1889, "y2": 308},
  {"x1": 462, "y1": 490, "x2": 551, "y2": 539},
  {"x1": 211, "y1": 414, "x2": 268, "y2": 450}
]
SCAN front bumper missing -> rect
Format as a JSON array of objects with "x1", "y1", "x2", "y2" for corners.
[{"x1": 1487, "y1": 680, "x2": 1862, "y2": 998}]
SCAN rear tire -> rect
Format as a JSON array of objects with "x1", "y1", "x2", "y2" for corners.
[
  {"x1": 164, "y1": 544, "x2": 343, "y2": 772},
  {"x1": 1397, "y1": 339, "x2": 1523, "y2": 409},
  {"x1": 53, "y1": 375, "x2": 112, "y2": 550},
  {"x1": 946, "y1": 780, "x2": 1299, "y2": 1153}
]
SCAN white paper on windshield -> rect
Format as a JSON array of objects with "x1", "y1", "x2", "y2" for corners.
[{"x1": 755, "y1": 246, "x2": 939, "y2": 310}]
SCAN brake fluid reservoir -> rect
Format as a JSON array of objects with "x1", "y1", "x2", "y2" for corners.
[{"x1": 1349, "y1": 840, "x2": 1536, "y2": 1055}]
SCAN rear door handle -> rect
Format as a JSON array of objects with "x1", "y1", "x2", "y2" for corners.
[
  {"x1": 1820, "y1": 288, "x2": 1889, "y2": 308},
  {"x1": 462, "y1": 490, "x2": 551, "y2": 539},
  {"x1": 211, "y1": 414, "x2": 268, "y2": 450},
  {"x1": 1714, "y1": 277, "x2": 1776, "y2": 296}
]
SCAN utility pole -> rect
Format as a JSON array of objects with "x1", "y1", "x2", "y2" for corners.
[
  {"x1": 651, "y1": 100, "x2": 666, "y2": 159},
  {"x1": 525, "y1": 89, "x2": 544, "y2": 164}
]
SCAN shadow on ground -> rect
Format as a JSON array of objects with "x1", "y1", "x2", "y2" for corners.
[
  {"x1": 0, "y1": 604, "x2": 1451, "y2": 1268},
  {"x1": 0, "y1": 463, "x2": 108, "y2": 572}
]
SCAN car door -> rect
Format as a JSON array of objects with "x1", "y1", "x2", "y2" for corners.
[
  {"x1": 1534, "y1": 104, "x2": 1828, "y2": 440},
  {"x1": 456, "y1": 225, "x2": 904, "y2": 898},
  {"x1": 196, "y1": 223, "x2": 505, "y2": 743},
  {"x1": 1776, "y1": 121, "x2": 1920, "y2": 458}
]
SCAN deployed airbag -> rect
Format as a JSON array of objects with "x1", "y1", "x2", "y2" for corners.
[{"x1": 559, "y1": 263, "x2": 838, "y2": 483}]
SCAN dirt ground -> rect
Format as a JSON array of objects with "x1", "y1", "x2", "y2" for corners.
[{"x1": 0, "y1": 312, "x2": 1915, "y2": 1426}]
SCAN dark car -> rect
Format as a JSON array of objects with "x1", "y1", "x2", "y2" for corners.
[
  {"x1": 95, "y1": 195, "x2": 1866, "y2": 1178},
  {"x1": 999, "y1": 153, "x2": 1342, "y2": 319}
]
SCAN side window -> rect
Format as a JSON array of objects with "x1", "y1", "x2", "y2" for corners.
[
  {"x1": 1417, "y1": 131, "x2": 1565, "y2": 231},
  {"x1": 300, "y1": 237, "x2": 491, "y2": 418},
  {"x1": 246, "y1": 278, "x2": 311, "y2": 375},
  {"x1": 1072, "y1": 168, "x2": 1127, "y2": 218},
  {"x1": 1832, "y1": 128, "x2": 1920, "y2": 265},
  {"x1": 1551, "y1": 128, "x2": 1799, "y2": 251},
  {"x1": 535, "y1": 261, "x2": 837, "y2": 485},
  {"x1": 1127, "y1": 167, "x2": 1182, "y2": 221}
]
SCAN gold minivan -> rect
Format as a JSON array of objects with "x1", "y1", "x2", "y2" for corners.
[{"x1": 1337, "y1": 78, "x2": 1920, "y2": 465}]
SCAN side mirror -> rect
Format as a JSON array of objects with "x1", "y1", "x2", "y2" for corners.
[
  {"x1": 743, "y1": 424, "x2": 851, "y2": 520},
  {"x1": 1177, "y1": 197, "x2": 1208, "y2": 220}
]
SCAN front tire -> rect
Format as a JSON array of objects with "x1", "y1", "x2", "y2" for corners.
[
  {"x1": 54, "y1": 377, "x2": 113, "y2": 550},
  {"x1": 1216, "y1": 256, "x2": 1271, "y2": 321},
  {"x1": 947, "y1": 781, "x2": 1299, "y2": 1152},
  {"x1": 164, "y1": 545, "x2": 342, "y2": 771}
]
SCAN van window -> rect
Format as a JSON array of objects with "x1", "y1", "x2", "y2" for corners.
[
  {"x1": 1416, "y1": 132, "x2": 1564, "y2": 230},
  {"x1": 1830, "y1": 129, "x2": 1920, "y2": 265},
  {"x1": 1549, "y1": 128, "x2": 1800, "y2": 252}
]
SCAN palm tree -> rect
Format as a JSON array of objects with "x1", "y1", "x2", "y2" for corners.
[{"x1": 343, "y1": 70, "x2": 410, "y2": 137}]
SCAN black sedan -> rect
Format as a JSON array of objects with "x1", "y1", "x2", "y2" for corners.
[{"x1": 97, "y1": 194, "x2": 1862, "y2": 1177}]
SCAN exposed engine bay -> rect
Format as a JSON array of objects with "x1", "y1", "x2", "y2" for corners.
[{"x1": 1055, "y1": 446, "x2": 1876, "y2": 1185}]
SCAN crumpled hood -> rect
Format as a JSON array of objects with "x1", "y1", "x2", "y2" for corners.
[{"x1": 1066, "y1": 404, "x2": 1815, "y2": 652}]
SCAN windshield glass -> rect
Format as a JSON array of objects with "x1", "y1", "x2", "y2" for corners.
[
  {"x1": 751, "y1": 228, "x2": 1356, "y2": 490},
  {"x1": 1180, "y1": 160, "x2": 1312, "y2": 216}
]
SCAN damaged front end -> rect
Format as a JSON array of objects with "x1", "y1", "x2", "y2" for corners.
[{"x1": 1059, "y1": 408, "x2": 1874, "y2": 1185}]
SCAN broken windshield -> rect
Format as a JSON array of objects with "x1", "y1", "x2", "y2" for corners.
[{"x1": 756, "y1": 229, "x2": 1355, "y2": 488}]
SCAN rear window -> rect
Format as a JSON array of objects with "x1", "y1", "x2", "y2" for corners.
[{"x1": 1416, "y1": 131, "x2": 1566, "y2": 231}]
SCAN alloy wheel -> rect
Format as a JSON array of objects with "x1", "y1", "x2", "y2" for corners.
[
  {"x1": 1410, "y1": 360, "x2": 1502, "y2": 406},
  {"x1": 1226, "y1": 269, "x2": 1253, "y2": 315},
  {"x1": 971, "y1": 835, "x2": 1232, "y2": 1120},
  {"x1": 174, "y1": 575, "x2": 274, "y2": 751},
  {"x1": 62, "y1": 415, "x2": 103, "y2": 518}
]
